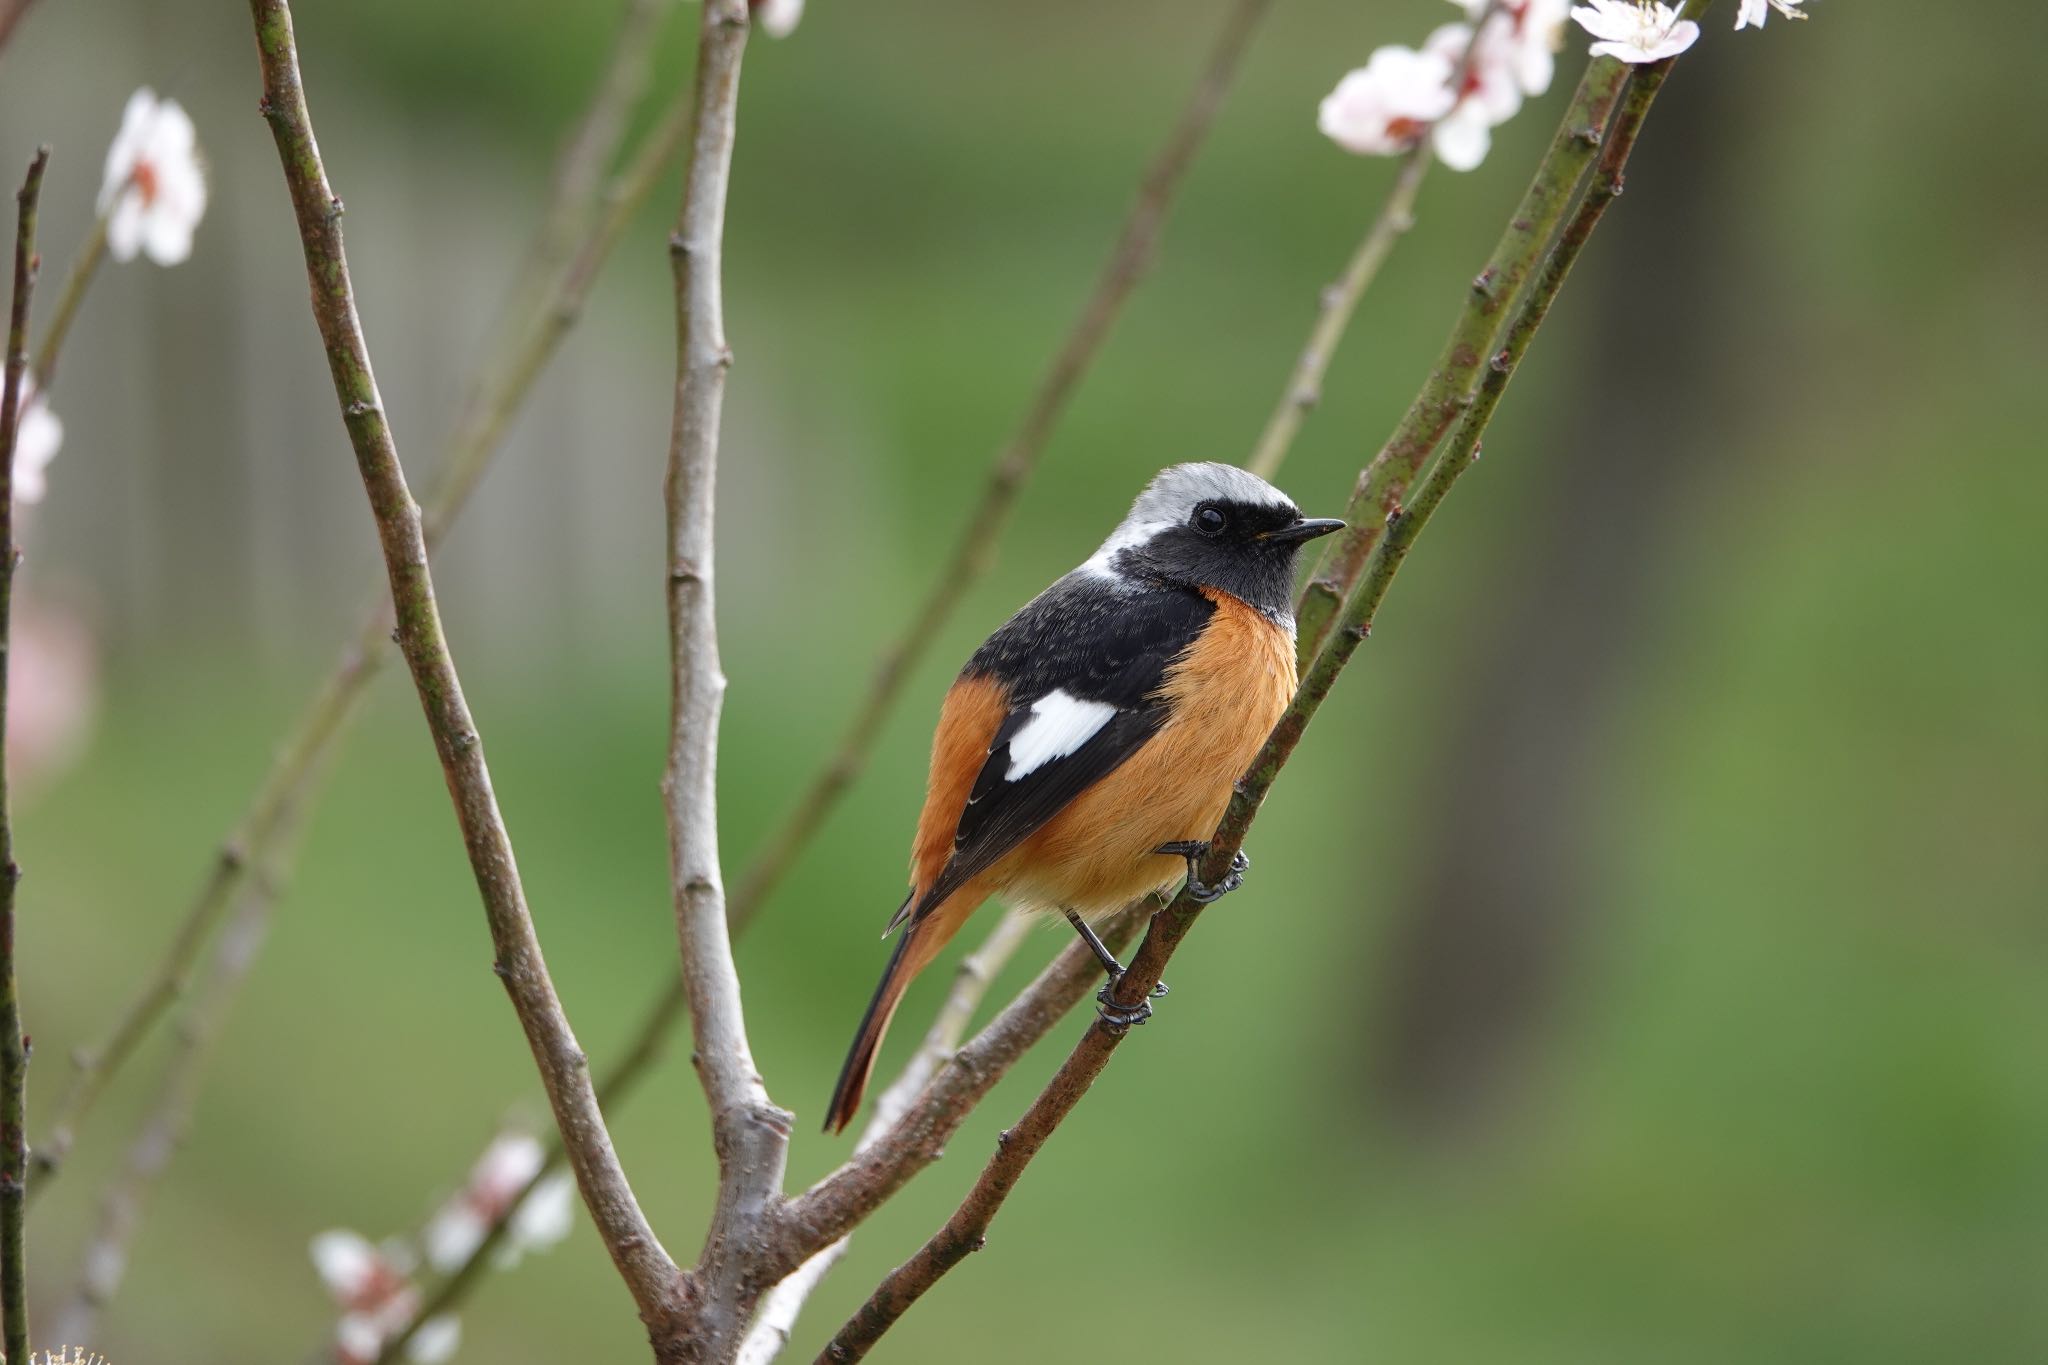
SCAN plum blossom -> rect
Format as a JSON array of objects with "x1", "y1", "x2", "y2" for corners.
[
  {"x1": 1424, "y1": 18, "x2": 1525, "y2": 171},
  {"x1": 1318, "y1": 46, "x2": 1458, "y2": 159},
  {"x1": 310, "y1": 1230, "x2": 459, "y2": 1365},
  {"x1": 1735, "y1": 0, "x2": 1806, "y2": 28},
  {"x1": 751, "y1": 0, "x2": 803, "y2": 38},
  {"x1": 1446, "y1": 0, "x2": 1572, "y2": 97},
  {"x1": 9, "y1": 379, "x2": 61, "y2": 504},
  {"x1": 97, "y1": 89, "x2": 207, "y2": 266},
  {"x1": 423, "y1": 1132, "x2": 576, "y2": 1272},
  {"x1": 1569, "y1": 0, "x2": 1700, "y2": 64}
]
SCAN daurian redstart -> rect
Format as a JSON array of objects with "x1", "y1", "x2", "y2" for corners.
[{"x1": 824, "y1": 463, "x2": 1342, "y2": 1134}]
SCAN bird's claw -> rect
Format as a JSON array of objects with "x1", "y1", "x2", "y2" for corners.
[
  {"x1": 1155, "y1": 840, "x2": 1250, "y2": 904},
  {"x1": 1095, "y1": 973, "x2": 1164, "y2": 1033}
]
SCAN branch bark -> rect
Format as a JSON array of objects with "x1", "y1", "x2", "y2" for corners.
[
  {"x1": 243, "y1": 0, "x2": 682, "y2": 1327},
  {"x1": 0, "y1": 143, "x2": 48, "y2": 1365},
  {"x1": 654, "y1": 4, "x2": 797, "y2": 1360},
  {"x1": 1293, "y1": 52, "x2": 1633, "y2": 661},
  {"x1": 30, "y1": 25, "x2": 696, "y2": 1203},
  {"x1": 817, "y1": 48, "x2": 1692, "y2": 1356}
]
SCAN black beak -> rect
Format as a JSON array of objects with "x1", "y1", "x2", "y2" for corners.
[{"x1": 1264, "y1": 517, "x2": 1345, "y2": 545}]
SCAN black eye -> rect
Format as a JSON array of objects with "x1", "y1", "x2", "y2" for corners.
[{"x1": 1192, "y1": 504, "x2": 1228, "y2": 538}]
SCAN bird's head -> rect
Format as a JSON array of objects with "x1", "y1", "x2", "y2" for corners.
[{"x1": 1081, "y1": 462, "x2": 1344, "y2": 621}]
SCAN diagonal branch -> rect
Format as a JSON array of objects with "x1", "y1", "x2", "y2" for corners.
[
  {"x1": 1293, "y1": 52, "x2": 1634, "y2": 661},
  {"x1": 30, "y1": 14, "x2": 695, "y2": 1202},
  {"x1": 243, "y1": 0, "x2": 681, "y2": 1323},
  {"x1": 734, "y1": 910, "x2": 1035, "y2": 1365},
  {"x1": 0, "y1": 143, "x2": 48, "y2": 1365},
  {"x1": 817, "y1": 45, "x2": 1695, "y2": 1355}
]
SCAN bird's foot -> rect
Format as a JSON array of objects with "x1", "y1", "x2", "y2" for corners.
[
  {"x1": 1095, "y1": 972, "x2": 1168, "y2": 1033},
  {"x1": 1155, "y1": 840, "x2": 1250, "y2": 904}
]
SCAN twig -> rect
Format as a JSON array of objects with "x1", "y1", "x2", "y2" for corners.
[
  {"x1": 1244, "y1": 0, "x2": 1507, "y2": 482},
  {"x1": 28, "y1": 34, "x2": 696, "y2": 1202},
  {"x1": 734, "y1": 910, "x2": 1034, "y2": 1365},
  {"x1": 655, "y1": 5, "x2": 798, "y2": 1359},
  {"x1": 1293, "y1": 52, "x2": 1633, "y2": 662},
  {"x1": 244, "y1": 0, "x2": 681, "y2": 1322},
  {"x1": 817, "y1": 49, "x2": 1692, "y2": 1357},
  {"x1": 28, "y1": 214, "x2": 106, "y2": 390},
  {"x1": 0, "y1": 143, "x2": 49, "y2": 1365},
  {"x1": 1245, "y1": 144, "x2": 1431, "y2": 480},
  {"x1": 48, "y1": 778, "x2": 320, "y2": 1348},
  {"x1": 362, "y1": 0, "x2": 1276, "y2": 1337}
]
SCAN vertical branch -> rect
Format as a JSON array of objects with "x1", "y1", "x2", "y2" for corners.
[
  {"x1": 0, "y1": 144, "x2": 48, "y2": 1365},
  {"x1": 658, "y1": 2, "x2": 790, "y2": 1357},
  {"x1": 242, "y1": 0, "x2": 681, "y2": 1325}
]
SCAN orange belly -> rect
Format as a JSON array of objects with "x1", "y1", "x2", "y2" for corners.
[{"x1": 991, "y1": 588, "x2": 1296, "y2": 916}]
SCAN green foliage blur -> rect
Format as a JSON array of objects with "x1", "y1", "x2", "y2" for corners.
[{"x1": 2, "y1": 0, "x2": 2043, "y2": 1361}]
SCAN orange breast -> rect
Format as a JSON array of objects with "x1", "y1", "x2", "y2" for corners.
[{"x1": 1001, "y1": 589, "x2": 1296, "y2": 915}]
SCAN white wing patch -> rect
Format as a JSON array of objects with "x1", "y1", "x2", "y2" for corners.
[{"x1": 1004, "y1": 689, "x2": 1117, "y2": 781}]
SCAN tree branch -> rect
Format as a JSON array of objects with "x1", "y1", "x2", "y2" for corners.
[
  {"x1": 29, "y1": 21, "x2": 696, "y2": 1203},
  {"x1": 1293, "y1": 51, "x2": 1633, "y2": 661},
  {"x1": 817, "y1": 49, "x2": 1691, "y2": 1356},
  {"x1": 1243, "y1": 0, "x2": 1507, "y2": 482},
  {"x1": 243, "y1": 0, "x2": 681, "y2": 1325},
  {"x1": 656, "y1": 3, "x2": 796, "y2": 1359},
  {"x1": 0, "y1": 143, "x2": 47, "y2": 1365},
  {"x1": 734, "y1": 910, "x2": 1034, "y2": 1364}
]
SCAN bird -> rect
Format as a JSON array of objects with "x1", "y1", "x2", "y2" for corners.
[{"x1": 822, "y1": 462, "x2": 1343, "y2": 1135}]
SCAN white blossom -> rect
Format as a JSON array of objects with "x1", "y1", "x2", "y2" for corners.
[
  {"x1": 1569, "y1": 0, "x2": 1700, "y2": 64},
  {"x1": 1318, "y1": 46, "x2": 1458, "y2": 159},
  {"x1": 1735, "y1": 0, "x2": 1807, "y2": 28},
  {"x1": 1424, "y1": 19, "x2": 1524, "y2": 171},
  {"x1": 754, "y1": 0, "x2": 803, "y2": 38},
  {"x1": 1445, "y1": 0, "x2": 1572, "y2": 96},
  {"x1": 406, "y1": 1316, "x2": 462, "y2": 1364},
  {"x1": 424, "y1": 1133, "x2": 573, "y2": 1272},
  {"x1": 10, "y1": 380, "x2": 61, "y2": 504},
  {"x1": 97, "y1": 89, "x2": 207, "y2": 266}
]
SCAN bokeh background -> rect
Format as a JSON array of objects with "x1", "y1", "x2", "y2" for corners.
[{"x1": 2, "y1": 0, "x2": 2044, "y2": 1360}]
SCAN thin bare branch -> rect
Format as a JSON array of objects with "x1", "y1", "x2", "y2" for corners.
[
  {"x1": 243, "y1": 0, "x2": 680, "y2": 1322},
  {"x1": 27, "y1": 214, "x2": 105, "y2": 391},
  {"x1": 29, "y1": 32, "x2": 696, "y2": 1203},
  {"x1": 656, "y1": 3, "x2": 792, "y2": 1360},
  {"x1": 735, "y1": 911, "x2": 1034, "y2": 1364},
  {"x1": 1293, "y1": 51, "x2": 1634, "y2": 661},
  {"x1": 818, "y1": 48, "x2": 1693, "y2": 1355},
  {"x1": 0, "y1": 143, "x2": 48, "y2": 1365},
  {"x1": 1243, "y1": 0, "x2": 1509, "y2": 482}
]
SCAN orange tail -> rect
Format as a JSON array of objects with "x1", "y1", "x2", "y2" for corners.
[{"x1": 824, "y1": 892, "x2": 978, "y2": 1135}]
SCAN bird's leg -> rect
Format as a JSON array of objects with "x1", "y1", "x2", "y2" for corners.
[
  {"x1": 1155, "y1": 840, "x2": 1250, "y2": 904},
  {"x1": 1064, "y1": 908, "x2": 1167, "y2": 1031}
]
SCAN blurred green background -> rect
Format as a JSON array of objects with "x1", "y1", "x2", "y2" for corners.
[{"x1": 2, "y1": 0, "x2": 2044, "y2": 1360}]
